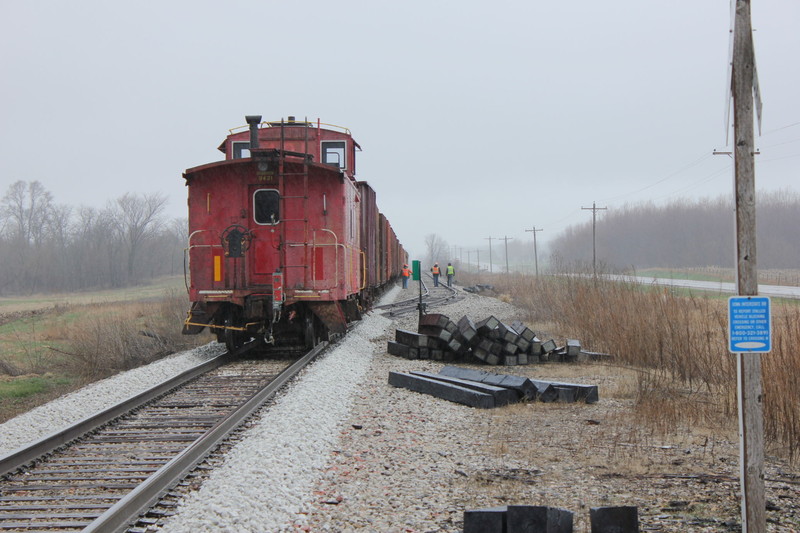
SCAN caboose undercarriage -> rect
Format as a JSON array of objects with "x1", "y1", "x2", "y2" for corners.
[{"x1": 183, "y1": 296, "x2": 363, "y2": 352}]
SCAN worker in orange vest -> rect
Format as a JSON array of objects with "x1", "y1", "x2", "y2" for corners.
[
  {"x1": 431, "y1": 262, "x2": 441, "y2": 287},
  {"x1": 401, "y1": 263, "x2": 412, "y2": 289}
]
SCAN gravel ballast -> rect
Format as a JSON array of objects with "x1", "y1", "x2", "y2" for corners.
[{"x1": 2, "y1": 285, "x2": 798, "y2": 532}]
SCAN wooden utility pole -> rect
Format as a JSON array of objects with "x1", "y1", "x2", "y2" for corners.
[
  {"x1": 732, "y1": 1, "x2": 765, "y2": 531},
  {"x1": 525, "y1": 226, "x2": 543, "y2": 276},
  {"x1": 484, "y1": 237, "x2": 494, "y2": 273},
  {"x1": 581, "y1": 202, "x2": 607, "y2": 276},
  {"x1": 500, "y1": 236, "x2": 513, "y2": 273}
]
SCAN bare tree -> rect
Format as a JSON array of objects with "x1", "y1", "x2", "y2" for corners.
[
  {"x1": 1, "y1": 180, "x2": 53, "y2": 246},
  {"x1": 109, "y1": 193, "x2": 168, "y2": 283},
  {"x1": 424, "y1": 233, "x2": 448, "y2": 268},
  {"x1": 0, "y1": 181, "x2": 54, "y2": 292}
]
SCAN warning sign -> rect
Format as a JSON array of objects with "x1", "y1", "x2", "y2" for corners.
[{"x1": 728, "y1": 296, "x2": 771, "y2": 353}]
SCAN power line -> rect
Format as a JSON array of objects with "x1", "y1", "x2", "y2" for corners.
[{"x1": 600, "y1": 152, "x2": 715, "y2": 203}]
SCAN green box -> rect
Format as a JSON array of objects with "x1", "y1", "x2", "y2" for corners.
[{"x1": 412, "y1": 260, "x2": 421, "y2": 281}]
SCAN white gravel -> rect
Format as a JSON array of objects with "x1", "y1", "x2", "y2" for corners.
[{"x1": 158, "y1": 306, "x2": 393, "y2": 532}]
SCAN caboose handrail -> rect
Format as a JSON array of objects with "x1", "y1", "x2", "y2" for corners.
[
  {"x1": 184, "y1": 230, "x2": 223, "y2": 292},
  {"x1": 228, "y1": 119, "x2": 351, "y2": 136},
  {"x1": 319, "y1": 229, "x2": 341, "y2": 291}
]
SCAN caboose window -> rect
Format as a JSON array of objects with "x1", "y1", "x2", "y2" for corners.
[
  {"x1": 233, "y1": 141, "x2": 250, "y2": 159},
  {"x1": 254, "y1": 189, "x2": 280, "y2": 225},
  {"x1": 322, "y1": 141, "x2": 346, "y2": 169}
]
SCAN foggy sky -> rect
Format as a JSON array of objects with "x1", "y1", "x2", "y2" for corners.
[{"x1": 1, "y1": 1, "x2": 798, "y2": 261}]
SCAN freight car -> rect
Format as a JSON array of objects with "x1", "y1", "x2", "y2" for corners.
[{"x1": 182, "y1": 116, "x2": 406, "y2": 351}]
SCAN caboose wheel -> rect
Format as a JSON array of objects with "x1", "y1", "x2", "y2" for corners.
[
  {"x1": 303, "y1": 313, "x2": 317, "y2": 348},
  {"x1": 222, "y1": 309, "x2": 248, "y2": 352}
]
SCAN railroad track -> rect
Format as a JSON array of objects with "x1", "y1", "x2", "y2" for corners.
[
  {"x1": 377, "y1": 274, "x2": 463, "y2": 317},
  {"x1": 0, "y1": 343, "x2": 326, "y2": 532}
]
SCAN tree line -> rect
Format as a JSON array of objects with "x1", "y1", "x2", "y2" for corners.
[
  {"x1": 424, "y1": 190, "x2": 800, "y2": 274},
  {"x1": 547, "y1": 190, "x2": 800, "y2": 271},
  {"x1": 0, "y1": 180, "x2": 186, "y2": 295}
]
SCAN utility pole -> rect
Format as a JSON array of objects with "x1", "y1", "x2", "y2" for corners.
[
  {"x1": 581, "y1": 202, "x2": 607, "y2": 277},
  {"x1": 467, "y1": 250, "x2": 471, "y2": 273},
  {"x1": 501, "y1": 236, "x2": 513, "y2": 273},
  {"x1": 484, "y1": 237, "x2": 494, "y2": 273},
  {"x1": 525, "y1": 226, "x2": 543, "y2": 276},
  {"x1": 731, "y1": 1, "x2": 764, "y2": 531}
]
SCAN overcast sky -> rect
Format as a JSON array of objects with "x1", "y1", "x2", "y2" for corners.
[{"x1": 1, "y1": 1, "x2": 798, "y2": 260}]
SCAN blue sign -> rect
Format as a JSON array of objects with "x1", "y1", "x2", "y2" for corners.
[{"x1": 728, "y1": 296, "x2": 771, "y2": 353}]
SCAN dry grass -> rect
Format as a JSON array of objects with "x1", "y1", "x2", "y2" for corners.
[
  {"x1": 459, "y1": 270, "x2": 800, "y2": 464},
  {"x1": 0, "y1": 288, "x2": 212, "y2": 422},
  {"x1": 62, "y1": 289, "x2": 202, "y2": 379}
]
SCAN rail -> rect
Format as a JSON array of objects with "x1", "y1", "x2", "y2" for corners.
[
  {"x1": 84, "y1": 342, "x2": 327, "y2": 533},
  {"x1": 0, "y1": 353, "x2": 227, "y2": 478},
  {"x1": 0, "y1": 344, "x2": 328, "y2": 532},
  {"x1": 376, "y1": 274, "x2": 463, "y2": 316}
]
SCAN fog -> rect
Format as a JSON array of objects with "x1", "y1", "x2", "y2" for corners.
[{"x1": 1, "y1": 1, "x2": 798, "y2": 259}]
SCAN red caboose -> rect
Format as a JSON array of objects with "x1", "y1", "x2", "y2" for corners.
[{"x1": 182, "y1": 116, "x2": 406, "y2": 350}]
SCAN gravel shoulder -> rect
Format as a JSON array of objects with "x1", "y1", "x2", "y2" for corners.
[{"x1": 290, "y1": 288, "x2": 800, "y2": 533}]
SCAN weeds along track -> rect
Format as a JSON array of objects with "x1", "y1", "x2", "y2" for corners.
[
  {"x1": 377, "y1": 275, "x2": 463, "y2": 317},
  {"x1": 0, "y1": 343, "x2": 326, "y2": 532}
]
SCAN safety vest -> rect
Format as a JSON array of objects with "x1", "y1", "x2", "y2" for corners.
[
  {"x1": 402, "y1": 267, "x2": 411, "y2": 278},
  {"x1": 446, "y1": 265, "x2": 455, "y2": 275},
  {"x1": 432, "y1": 265, "x2": 440, "y2": 275}
]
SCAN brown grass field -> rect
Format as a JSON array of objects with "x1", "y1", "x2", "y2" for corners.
[
  {"x1": 0, "y1": 276, "x2": 212, "y2": 423},
  {"x1": 459, "y1": 269, "x2": 800, "y2": 466}
]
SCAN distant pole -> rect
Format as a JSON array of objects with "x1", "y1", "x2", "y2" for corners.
[
  {"x1": 485, "y1": 237, "x2": 494, "y2": 273},
  {"x1": 501, "y1": 236, "x2": 513, "y2": 273},
  {"x1": 476, "y1": 249, "x2": 480, "y2": 280},
  {"x1": 466, "y1": 250, "x2": 471, "y2": 272},
  {"x1": 582, "y1": 202, "x2": 607, "y2": 277},
  {"x1": 525, "y1": 226, "x2": 543, "y2": 276},
  {"x1": 732, "y1": 0, "x2": 765, "y2": 531}
]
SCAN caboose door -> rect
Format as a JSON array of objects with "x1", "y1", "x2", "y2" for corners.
[{"x1": 248, "y1": 187, "x2": 281, "y2": 285}]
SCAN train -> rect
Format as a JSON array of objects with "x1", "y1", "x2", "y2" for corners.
[{"x1": 181, "y1": 115, "x2": 406, "y2": 351}]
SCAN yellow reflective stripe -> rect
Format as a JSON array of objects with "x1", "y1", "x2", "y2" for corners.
[{"x1": 214, "y1": 255, "x2": 222, "y2": 281}]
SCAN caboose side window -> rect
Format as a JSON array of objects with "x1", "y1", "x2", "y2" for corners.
[
  {"x1": 233, "y1": 141, "x2": 250, "y2": 159},
  {"x1": 322, "y1": 141, "x2": 346, "y2": 169},
  {"x1": 254, "y1": 189, "x2": 280, "y2": 225}
]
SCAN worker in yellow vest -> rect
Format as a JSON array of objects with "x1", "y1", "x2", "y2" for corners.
[
  {"x1": 401, "y1": 263, "x2": 411, "y2": 289},
  {"x1": 431, "y1": 263, "x2": 441, "y2": 287},
  {"x1": 446, "y1": 262, "x2": 455, "y2": 287}
]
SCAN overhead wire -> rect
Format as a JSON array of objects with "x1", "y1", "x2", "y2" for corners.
[{"x1": 598, "y1": 152, "x2": 717, "y2": 204}]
